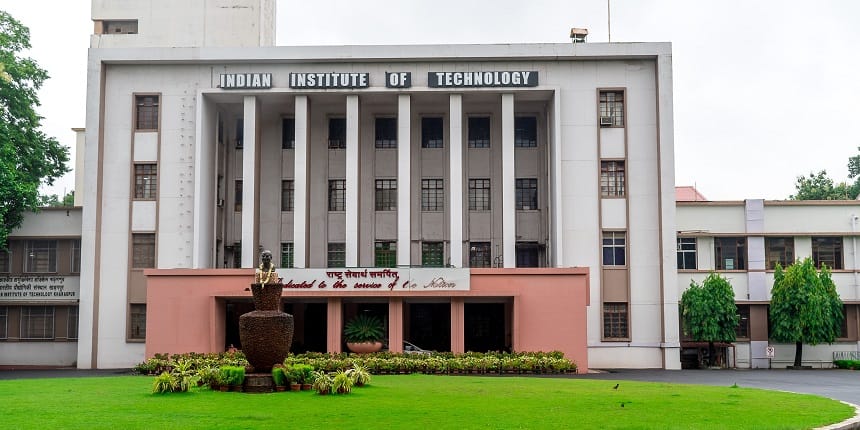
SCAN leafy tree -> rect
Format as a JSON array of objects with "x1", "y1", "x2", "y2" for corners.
[
  {"x1": 769, "y1": 258, "x2": 843, "y2": 368},
  {"x1": 0, "y1": 10, "x2": 69, "y2": 248},
  {"x1": 680, "y1": 273, "x2": 739, "y2": 367},
  {"x1": 790, "y1": 170, "x2": 855, "y2": 200},
  {"x1": 37, "y1": 190, "x2": 74, "y2": 207}
]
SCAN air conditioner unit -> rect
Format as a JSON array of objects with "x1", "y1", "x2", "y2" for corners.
[
  {"x1": 217, "y1": 198, "x2": 224, "y2": 207},
  {"x1": 600, "y1": 116, "x2": 614, "y2": 126}
]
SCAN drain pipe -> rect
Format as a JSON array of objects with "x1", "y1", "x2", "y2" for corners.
[{"x1": 853, "y1": 214, "x2": 859, "y2": 298}]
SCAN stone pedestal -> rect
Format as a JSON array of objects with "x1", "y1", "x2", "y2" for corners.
[
  {"x1": 243, "y1": 373, "x2": 274, "y2": 393},
  {"x1": 238, "y1": 283, "x2": 294, "y2": 373}
]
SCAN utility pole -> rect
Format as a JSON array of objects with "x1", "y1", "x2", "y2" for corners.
[{"x1": 607, "y1": 0, "x2": 612, "y2": 43}]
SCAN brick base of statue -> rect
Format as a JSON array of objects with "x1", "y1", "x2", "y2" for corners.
[{"x1": 239, "y1": 283, "x2": 294, "y2": 374}]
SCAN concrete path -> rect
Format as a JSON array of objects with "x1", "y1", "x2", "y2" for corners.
[{"x1": 575, "y1": 369, "x2": 860, "y2": 405}]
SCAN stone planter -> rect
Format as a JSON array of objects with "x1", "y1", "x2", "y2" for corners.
[{"x1": 346, "y1": 341, "x2": 383, "y2": 354}]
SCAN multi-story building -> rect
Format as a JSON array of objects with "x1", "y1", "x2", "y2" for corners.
[{"x1": 61, "y1": 0, "x2": 679, "y2": 370}]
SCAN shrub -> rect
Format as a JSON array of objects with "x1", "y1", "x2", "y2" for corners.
[
  {"x1": 271, "y1": 367, "x2": 287, "y2": 386},
  {"x1": 346, "y1": 364, "x2": 371, "y2": 387},
  {"x1": 311, "y1": 371, "x2": 332, "y2": 395},
  {"x1": 332, "y1": 370, "x2": 354, "y2": 394},
  {"x1": 152, "y1": 372, "x2": 177, "y2": 394}
]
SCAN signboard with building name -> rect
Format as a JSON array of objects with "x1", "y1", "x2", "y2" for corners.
[
  {"x1": 0, "y1": 275, "x2": 80, "y2": 301},
  {"x1": 219, "y1": 73, "x2": 272, "y2": 89},
  {"x1": 428, "y1": 71, "x2": 538, "y2": 88},
  {"x1": 273, "y1": 268, "x2": 469, "y2": 292},
  {"x1": 289, "y1": 73, "x2": 370, "y2": 89}
]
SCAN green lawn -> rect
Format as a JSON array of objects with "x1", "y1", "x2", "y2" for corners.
[{"x1": 0, "y1": 374, "x2": 853, "y2": 429}]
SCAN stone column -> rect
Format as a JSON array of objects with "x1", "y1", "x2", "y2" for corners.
[
  {"x1": 449, "y1": 94, "x2": 464, "y2": 267},
  {"x1": 501, "y1": 93, "x2": 515, "y2": 268},
  {"x1": 241, "y1": 95, "x2": 261, "y2": 267},
  {"x1": 293, "y1": 95, "x2": 310, "y2": 268}
]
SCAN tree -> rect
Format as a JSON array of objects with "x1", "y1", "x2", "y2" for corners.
[
  {"x1": 38, "y1": 190, "x2": 74, "y2": 207},
  {"x1": 680, "y1": 273, "x2": 739, "y2": 367},
  {"x1": 0, "y1": 10, "x2": 69, "y2": 248},
  {"x1": 790, "y1": 170, "x2": 855, "y2": 200},
  {"x1": 769, "y1": 258, "x2": 844, "y2": 368}
]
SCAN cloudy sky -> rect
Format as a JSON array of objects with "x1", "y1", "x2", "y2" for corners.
[{"x1": 3, "y1": 0, "x2": 859, "y2": 200}]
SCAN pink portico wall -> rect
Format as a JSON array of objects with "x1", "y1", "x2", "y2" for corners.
[{"x1": 145, "y1": 267, "x2": 590, "y2": 372}]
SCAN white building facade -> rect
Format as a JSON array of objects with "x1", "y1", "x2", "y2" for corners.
[
  {"x1": 677, "y1": 199, "x2": 860, "y2": 368},
  {"x1": 70, "y1": 0, "x2": 680, "y2": 369}
]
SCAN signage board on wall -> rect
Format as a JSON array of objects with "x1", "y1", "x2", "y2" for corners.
[
  {"x1": 219, "y1": 73, "x2": 272, "y2": 89},
  {"x1": 0, "y1": 275, "x2": 80, "y2": 301},
  {"x1": 289, "y1": 73, "x2": 370, "y2": 89},
  {"x1": 274, "y1": 268, "x2": 470, "y2": 292},
  {"x1": 428, "y1": 71, "x2": 538, "y2": 88}
]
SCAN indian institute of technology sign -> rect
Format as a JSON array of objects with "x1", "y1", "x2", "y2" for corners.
[{"x1": 219, "y1": 71, "x2": 539, "y2": 90}]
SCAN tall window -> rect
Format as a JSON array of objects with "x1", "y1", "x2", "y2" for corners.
[
  {"x1": 735, "y1": 305, "x2": 750, "y2": 339},
  {"x1": 281, "y1": 242, "x2": 294, "y2": 269},
  {"x1": 132, "y1": 233, "x2": 156, "y2": 269},
  {"x1": 516, "y1": 242, "x2": 541, "y2": 268},
  {"x1": 603, "y1": 303, "x2": 629, "y2": 339},
  {"x1": 469, "y1": 242, "x2": 491, "y2": 268},
  {"x1": 468, "y1": 179, "x2": 491, "y2": 211},
  {"x1": 25, "y1": 240, "x2": 57, "y2": 273},
  {"x1": 375, "y1": 179, "x2": 397, "y2": 211},
  {"x1": 375, "y1": 117, "x2": 397, "y2": 148},
  {"x1": 0, "y1": 307, "x2": 7, "y2": 339},
  {"x1": 327, "y1": 243, "x2": 345, "y2": 268},
  {"x1": 715, "y1": 237, "x2": 746, "y2": 270},
  {"x1": 765, "y1": 237, "x2": 794, "y2": 269},
  {"x1": 421, "y1": 179, "x2": 444, "y2": 211},
  {"x1": 67, "y1": 306, "x2": 79, "y2": 340},
  {"x1": 71, "y1": 239, "x2": 82, "y2": 273},
  {"x1": 422, "y1": 117, "x2": 443, "y2": 148},
  {"x1": 602, "y1": 232, "x2": 626, "y2": 266},
  {"x1": 599, "y1": 91, "x2": 624, "y2": 127},
  {"x1": 422, "y1": 242, "x2": 444, "y2": 267},
  {"x1": 515, "y1": 178, "x2": 538, "y2": 210},
  {"x1": 468, "y1": 117, "x2": 490, "y2": 148},
  {"x1": 812, "y1": 237, "x2": 843, "y2": 269},
  {"x1": 232, "y1": 245, "x2": 241, "y2": 269},
  {"x1": 375, "y1": 242, "x2": 397, "y2": 268},
  {"x1": 133, "y1": 164, "x2": 157, "y2": 199},
  {"x1": 135, "y1": 95, "x2": 159, "y2": 130},
  {"x1": 129, "y1": 304, "x2": 146, "y2": 340},
  {"x1": 235, "y1": 118, "x2": 244, "y2": 148},
  {"x1": 329, "y1": 179, "x2": 346, "y2": 211},
  {"x1": 600, "y1": 160, "x2": 625, "y2": 197},
  {"x1": 0, "y1": 249, "x2": 9, "y2": 273},
  {"x1": 234, "y1": 180, "x2": 243, "y2": 212},
  {"x1": 328, "y1": 118, "x2": 346, "y2": 149},
  {"x1": 676, "y1": 237, "x2": 697, "y2": 270},
  {"x1": 514, "y1": 116, "x2": 537, "y2": 148},
  {"x1": 282, "y1": 118, "x2": 295, "y2": 149},
  {"x1": 281, "y1": 180, "x2": 294, "y2": 212},
  {"x1": 20, "y1": 306, "x2": 54, "y2": 339}
]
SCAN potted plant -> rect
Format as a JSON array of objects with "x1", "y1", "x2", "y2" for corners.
[
  {"x1": 344, "y1": 314, "x2": 385, "y2": 353},
  {"x1": 286, "y1": 365, "x2": 301, "y2": 391},
  {"x1": 311, "y1": 371, "x2": 332, "y2": 395},
  {"x1": 346, "y1": 363, "x2": 371, "y2": 387},
  {"x1": 331, "y1": 369, "x2": 354, "y2": 394},
  {"x1": 271, "y1": 366, "x2": 287, "y2": 392},
  {"x1": 296, "y1": 364, "x2": 315, "y2": 390}
]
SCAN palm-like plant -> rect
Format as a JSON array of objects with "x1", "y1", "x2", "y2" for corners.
[{"x1": 343, "y1": 314, "x2": 384, "y2": 343}]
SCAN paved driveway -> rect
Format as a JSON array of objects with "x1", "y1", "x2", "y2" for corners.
[{"x1": 576, "y1": 369, "x2": 860, "y2": 405}]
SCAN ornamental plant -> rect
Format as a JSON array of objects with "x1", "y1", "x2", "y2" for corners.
[{"x1": 343, "y1": 314, "x2": 385, "y2": 343}]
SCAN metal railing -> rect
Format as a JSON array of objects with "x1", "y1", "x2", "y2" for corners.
[{"x1": 833, "y1": 351, "x2": 860, "y2": 361}]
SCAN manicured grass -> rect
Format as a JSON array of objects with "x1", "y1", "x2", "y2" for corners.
[{"x1": 0, "y1": 374, "x2": 853, "y2": 429}]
